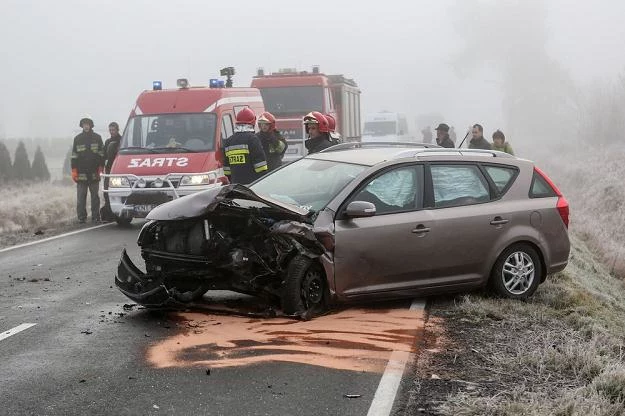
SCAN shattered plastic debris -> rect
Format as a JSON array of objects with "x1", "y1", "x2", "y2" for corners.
[
  {"x1": 343, "y1": 394, "x2": 362, "y2": 399},
  {"x1": 80, "y1": 330, "x2": 93, "y2": 335}
]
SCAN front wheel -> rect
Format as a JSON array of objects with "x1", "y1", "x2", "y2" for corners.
[
  {"x1": 282, "y1": 255, "x2": 329, "y2": 317},
  {"x1": 490, "y1": 244, "x2": 542, "y2": 299},
  {"x1": 115, "y1": 215, "x2": 133, "y2": 226}
]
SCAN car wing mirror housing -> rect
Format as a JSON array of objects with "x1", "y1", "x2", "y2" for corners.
[{"x1": 345, "y1": 201, "x2": 376, "y2": 218}]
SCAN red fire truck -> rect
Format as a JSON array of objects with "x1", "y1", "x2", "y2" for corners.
[
  {"x1": 105, "y1": 74, "x2": 264, "y2": 225},
  {"x1": 251, "y1": 67, "x2": 361, "y2": 162}
]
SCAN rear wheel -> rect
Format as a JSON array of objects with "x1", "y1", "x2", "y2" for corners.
[
  {"x1": 490, "y1": 244, "x2": 542, "y2": 299},
  {"x1": 282, "y1": 255, "x2": 328, "y2": 317}
]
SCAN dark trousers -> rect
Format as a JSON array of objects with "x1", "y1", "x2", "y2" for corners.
[{"x1": 77, "y1": 181, "x2": 100, "y2": 221}]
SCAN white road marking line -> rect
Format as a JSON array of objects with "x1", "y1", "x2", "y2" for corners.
[
  {"x1": 0, "y1": 323, "x2": 37, "y2": 342},
  {"x1": 0, "y1": 223, "x2": 114, "y2": 254},
  {"x1": 367, "y1": 299, "x2": 425, "y2": 416}
]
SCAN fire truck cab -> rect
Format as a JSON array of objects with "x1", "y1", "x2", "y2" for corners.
[
  {"x1": 251, "y1": 67, "x2": 361, "y2": 162},
  {"x1": 105, "y1": 77, "x2": 264, "y2": 225}
]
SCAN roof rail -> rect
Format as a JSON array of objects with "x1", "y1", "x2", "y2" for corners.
[
  {"x1": 320, "y1": 141, "x2": 441, "y2": 153},
  {"x1": 392, "y1": 148, "x2": 516, "y2": 159}
]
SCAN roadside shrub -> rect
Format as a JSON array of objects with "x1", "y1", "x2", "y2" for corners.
[
  {"x1": 31, "y1": 146, "x2": 51, "y2": 181},
  {"x1": 12, "y1": 141, "x2": 32, "y2": 181}
]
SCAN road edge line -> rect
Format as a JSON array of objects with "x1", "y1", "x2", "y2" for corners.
[
  {"x1": 0, "y1": 323, "x2": 37, "y2": 342},
  {"x1": 0, "y1": 223, "x2": 114, "y2": 254},
  {"x1": 366, "y1": 298, "x2": 426, "y2": 416}
]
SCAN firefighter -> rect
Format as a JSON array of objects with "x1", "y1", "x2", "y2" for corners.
[
  {"x1": 101, "y1": 121, "x2": 122, "y2": 221},
  {"x1": 304, "y1": 111, "x2": 334, "y2": 154},
  {"x1": 434, "y1": 123, "x2": 455, "y2": 148},
  {"x1": 469, "y1": 124, "x2": 492, "y2": 150},
  {"x1": 325, "y1": 114, "x2": 342, "y2": 144},
  {"x1": 256, "y1": 112, "x2": 288, "y2": 172},
  {"x1": 71, "y1": 117, "x2": 104, "y2": 223},
  {"x1": 491, "y1": 129, "x2": 514, "y2": 155},
  {"x1": 222, "y1": 108, "x2": 268, "y2": 184}
]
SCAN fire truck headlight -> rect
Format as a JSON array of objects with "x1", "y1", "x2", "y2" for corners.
[
  {"x1": 152, "y1": 178, "x2": 164, "y2": 188},
  {"x1": 180, "y1": 174, "x2": 211, "y2": 186},
  {"x1": 109, "y1": 177, "x2": 130, "y2": 188},
  {"x1": 136, "y1": 178, "x2": 147, "y2": 188}
]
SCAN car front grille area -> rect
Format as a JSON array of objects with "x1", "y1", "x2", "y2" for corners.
[{"x1": 128, "y1": 179, "x2": 180, "y2": 189}]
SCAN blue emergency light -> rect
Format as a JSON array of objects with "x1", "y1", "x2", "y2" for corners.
[
  {"x1": 153, "y1": 81, "x2": 162, "y2": 90},
  {"x1": 218, "y1": 80, "x2": 225, "y2": 88},
  {"x1": 209, "y1": 78, "x2": 220, "y2": 88}
]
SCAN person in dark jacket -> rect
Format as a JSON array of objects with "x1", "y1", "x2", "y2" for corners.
[
  {"x1": 256, "y1": 112, "x2": 287, "y2": 172},
  {"x1": 304, "y1": 111, "x2": 334, "y2": 154},
  {"x1": 71, "y1": 117, "x2": 104, "y2": 223},
  {"x1": 101, "y1": 121, "x2": 122, "y2": 221},
  {"x1": 222, "y1": 108, "x2": 268, "y2": 185},
  {"x1": 469, "y1": 124, "x2": 492, "y2": 150},
  {"x1": 435, "y1": 123, "x2": 455, "y2": 148}
]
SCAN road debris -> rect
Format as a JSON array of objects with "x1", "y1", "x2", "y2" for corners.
[
  {"x1": 343, "y1": 394, "x2": 361, "y2": 399},
  {"x1": 80, "y1": 330, "x2": 93, "y2": 335}
]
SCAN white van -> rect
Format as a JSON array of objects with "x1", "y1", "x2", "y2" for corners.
[{"x1": 362, "y1": 112, "x2": 411, "y2": 142}]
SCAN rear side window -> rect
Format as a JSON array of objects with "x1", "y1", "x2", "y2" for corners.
[
  {"x1": 431, "y1": 165, "x2": 490, "y2": 208},
  {"x1": 221, "y1": 114, "x2": 234, "y2": 140},
  {"x1": 484, "y1": 165, "x2": 518, "y2": 193},
  {"x1": 530, "y1": 171, "x2": 558, "y2": 198}
]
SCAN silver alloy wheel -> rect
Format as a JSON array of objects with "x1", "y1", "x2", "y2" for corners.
[{"x1": 501, "y1": 251, "x2": 536, "y2": 295}]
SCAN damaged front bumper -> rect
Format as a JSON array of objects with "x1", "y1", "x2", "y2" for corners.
[{"x1": 116, "y1": 249, "x2": 186, "y2": 307}]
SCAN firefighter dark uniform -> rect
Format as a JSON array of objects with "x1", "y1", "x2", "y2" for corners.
[
  {"x1": 222, "y1": 108, "x2": 268, "y2": 185},
  {"x1": 257, "y1": 112, "x2": 287, "y2": 172},
  {"x1": 102, "y1": 121, "x2": 122, "y2": 220},
  {"x1": 71, "y1": 117, "x2": 104, "y2": 223},
  {"x1": 304, "y1": 111, "x2": 334, "y2": 154}
]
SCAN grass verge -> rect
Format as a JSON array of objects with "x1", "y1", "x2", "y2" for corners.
[{"x1": 404, "y1": 233, "x2": 625, "y2": 415}]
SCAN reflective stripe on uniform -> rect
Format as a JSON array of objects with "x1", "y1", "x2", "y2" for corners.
[
  {"x1": 225, "y1": 144, "x2": 249, "y2": 152},
  {"x1": 223, "y1": 166, "x2": 231, "y2": 175},
  {"x1": 225, "y1": 149, "x2": 250, "y2": 156},
  {"x1": 71, "y1": 152, "x2": 78, "y2": 159},
  {"x1": 254, "y1": 161, "x2": 268, "y2": 173},
  {"x1": 76, "y1": 144, "x2": 87, "y2": 152}
]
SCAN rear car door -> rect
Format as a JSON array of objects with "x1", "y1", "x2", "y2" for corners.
[
  {"x1": 334, "y1": 164, "x2": 435, "y2": 298},
  {"x1": 423, "y1": 163, "x2": 508, "y2": 284}
]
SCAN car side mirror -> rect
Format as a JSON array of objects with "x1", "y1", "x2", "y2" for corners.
[{"x1": 345, "y1": 201, "x2": 376, "y2": 218}]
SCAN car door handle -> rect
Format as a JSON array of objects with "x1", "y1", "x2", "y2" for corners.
[
  {"x1": 490, "y1": 217, "x2": 509, "y2": 226},
  {"x1": 412, "y1": 225, "x2": 431, "y2": 234}
]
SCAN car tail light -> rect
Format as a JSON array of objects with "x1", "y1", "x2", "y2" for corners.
[{"x1": 534, "y1": 166, "x2": 569, "y2": 228}]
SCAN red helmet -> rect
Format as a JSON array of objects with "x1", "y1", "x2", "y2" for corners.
[
  {"x1": 257, "y1": 111, "x2": 276, "y2": 130},
  {"x1": 235, "y1": 107, "x2": 256, "y2": 125},
  {"x1": 325, "y1": 114, "x2": 336, "y2": 132},
  {"x1": 303, "y1": 111, "x2": 329, "y2": 133}
]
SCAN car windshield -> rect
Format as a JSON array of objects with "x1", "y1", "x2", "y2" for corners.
[
  {"x1": 363, "y1": 121, "x2": 397, "y2": 136},
  {"x1": 249, "y1": 159, "x2": 367, "y2": 213},
  {"x1": 259, "y1": 87, "x2": 324, "y2": 115},
  {"x1": 119, "y1": 113, "x2": 217, "y2": 154}
]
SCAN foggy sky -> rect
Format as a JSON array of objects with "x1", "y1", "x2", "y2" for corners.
[{"x1": 1, "y1": 0, "x2": 624, "y2": 139}]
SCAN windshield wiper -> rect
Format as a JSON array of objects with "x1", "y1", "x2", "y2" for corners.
[
  {"x1": 119, "y1": 147, "x2": 157, "y2": 153},
  {"x1": 151, "y1": 147, "x2": 199, "y2": 153}
]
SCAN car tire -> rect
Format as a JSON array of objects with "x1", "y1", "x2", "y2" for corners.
[
  {"x1": 115, "y1": 215, "x2": 133, "y2": 226},
  {"x1": 282, "y1": 255, "x2": 328, "y2": 317},
  {"x1": 490, "y1": 243, "x2": 542, "y2": 299}
]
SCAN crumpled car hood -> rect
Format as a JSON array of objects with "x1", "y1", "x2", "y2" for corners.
[{"x1": 147, "y1": 184, "x2": 312, "y2": 222}]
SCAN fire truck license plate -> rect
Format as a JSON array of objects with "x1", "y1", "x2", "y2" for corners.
[{"x1": 134, "y1": 205, "x2": 155, "y2": 214}]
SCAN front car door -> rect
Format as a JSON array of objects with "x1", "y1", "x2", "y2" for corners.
[{"x1": 334, "y1": 164, "x2": 435, "y2": 299}]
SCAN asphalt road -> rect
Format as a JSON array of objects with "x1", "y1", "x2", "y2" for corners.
[{"x1": 0, "y1": 223, "x2": 425, "y2": 416}]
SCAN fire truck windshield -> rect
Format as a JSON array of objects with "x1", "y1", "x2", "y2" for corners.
[
  {"x1": 119, "y1": 113, "x2": 217, "y2": 154},
  {"x1": 363, "y1": 121, "x2": 397, "y2": 136},
  {"x1": 259, "y1": 87, "x2": 324, "y2": 115}
]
